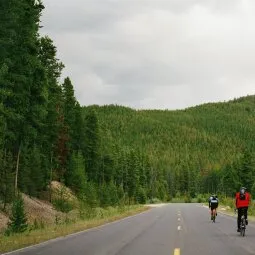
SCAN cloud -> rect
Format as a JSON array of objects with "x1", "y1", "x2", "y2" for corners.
[{"x1": 41, "y1": 0, "x2": 255, "y2": 109}]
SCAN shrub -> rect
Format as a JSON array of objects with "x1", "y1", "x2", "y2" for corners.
[
  {"x1": 5, "y1": 196, "x2": 28, "y2": 235},
  {"x1": 53, "y1": 198, "x2": 73, "y2": 213}
]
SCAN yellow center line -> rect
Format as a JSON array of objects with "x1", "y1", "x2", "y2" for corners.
[{"x1": 174, "y1": 248, "x2": 180, "y2": 255}]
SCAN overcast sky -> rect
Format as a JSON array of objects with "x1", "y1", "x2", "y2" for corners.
[{"x1": 40, "y1": 0, "x2": 255, "y2": 110}]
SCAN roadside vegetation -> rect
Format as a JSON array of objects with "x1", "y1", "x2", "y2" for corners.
[
  {"x1": 0, "y1": 182, "x2": 148, "y2": 253},
  {"x1": 0, "y1": 202, "x2": 147, "y2": 254}
]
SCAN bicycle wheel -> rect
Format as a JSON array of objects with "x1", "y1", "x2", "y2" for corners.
[
  {"x1": 242, "y1": 226, "x2": 245, "y2": 236},
  {"x1": 240, "y1": 218, "x2": 246, "y2": 237}
]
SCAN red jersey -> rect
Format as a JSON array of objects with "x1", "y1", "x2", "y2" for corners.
[{"x1": 235, "y1": 191, "x2": 250, "y2": 208}]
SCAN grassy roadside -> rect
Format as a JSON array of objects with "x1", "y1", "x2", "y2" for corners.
[{"x1": 0, "y1": 205, "x2": 149, "y2": 254}]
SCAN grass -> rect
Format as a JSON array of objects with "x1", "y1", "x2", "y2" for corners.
[{"x1": 0, "y1": 205, "x2": 149, "y2": 254}]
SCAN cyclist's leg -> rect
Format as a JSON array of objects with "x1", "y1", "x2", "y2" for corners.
[
  {"x1": 244, "y1": 207, "x2": 248, "y2": 225},
  {"x1": 211, "y1": 206, "x2": 216, "y2": 221},
  {"x1": 237, "y1": 208, "x2": 241, "y2": 231},
  {"x1": 213, "y1": 208, "x2": 216, "y2": 221}
]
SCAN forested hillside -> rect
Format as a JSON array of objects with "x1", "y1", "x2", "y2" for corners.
[
  {"x1": 83, "y1": 95, "x2": 255, "y2": 199},
  {"x1": 1, "y1": 0, "x2": 255, "y2": 214}
]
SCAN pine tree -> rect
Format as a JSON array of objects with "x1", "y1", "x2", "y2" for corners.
[
  {"x1": 25, "y1": 146, "x2": 44, "y2": 197},
  {"x1": 0, "y1": 150, "x2": 15, "y2": 211},
  {"x1": 72, "y1": 102, "x2": 86, "y2": 152},
  {"x1": 126, "y1": 149, "x2": 140, "y2": 202},
  {"x1": 38, "y1": 35, "x2": 65, "y2": 186},
  {"x1": 136, "y1": 186, "x2": 146, "y2": 204},
  {"x1": 65, "y1": 151, "x2": 86, "y2": 194},
  {"x1": 99, "y1": 182, "x2": 111, "y2": 207},
  {"x1": 62, "y1": 77, "x2": 81, "y2": 151},
  {"x1": 108, "y1": 181, "x2": 119, "y2": 206},
  {"x1": 1, "y1": 0, "x2": 47, "y2": 194},
  {"x1": 83, "y1": 110, "x2": 100, "y2": 182},
  {"x1": 84, "y1": 182, "x2": 98, "y2": 208},
  {"x1": 222, "y1": 163, "x2": 239, "y2": 196},
  {"x1": 237, "y1": 149, "x2": 254, "y2": 191},
  {"x1": 6, "y1": 195, "x2": 28, "y2": 234}
]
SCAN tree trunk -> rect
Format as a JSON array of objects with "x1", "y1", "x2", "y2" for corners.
[
  {"x1": 49, "y1": 151, "x2": 53, "y2": 202},
  {"x1": 15, "y1": 144, "x2": 21, "y2": 195}
]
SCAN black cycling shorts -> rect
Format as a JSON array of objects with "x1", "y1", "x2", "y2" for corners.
[{"x1": 210, "y1": 204, "x2": 218, "y2": 210}]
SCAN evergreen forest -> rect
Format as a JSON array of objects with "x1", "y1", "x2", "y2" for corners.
[{"x1": 1, "y1": 0, "x2": 255, "y2": 212}]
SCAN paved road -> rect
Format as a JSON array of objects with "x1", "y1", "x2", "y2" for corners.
[{"x1": 4, "y1": 204, "x2": 255, "y2": 255}]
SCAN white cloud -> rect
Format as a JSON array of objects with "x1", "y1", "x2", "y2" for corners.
[{"x1": 41, "y1": 0, "x2": 255, "y2": 109}]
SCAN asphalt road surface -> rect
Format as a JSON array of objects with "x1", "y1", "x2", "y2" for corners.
[{"x1": 4, "y1": 204, "x2": 255, "y2": 255}]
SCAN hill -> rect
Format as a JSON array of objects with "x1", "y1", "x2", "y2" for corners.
[
  {"x1": 1, "y1": 0, "x2": 254, "y2": 216},
  {"x1": 82, "y1": 95, "x2": 255, "y2": 198}
]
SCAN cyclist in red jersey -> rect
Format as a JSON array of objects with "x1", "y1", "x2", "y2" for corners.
[{"x1": 235, "y1": 187, "x2": 251, "y2": 232}]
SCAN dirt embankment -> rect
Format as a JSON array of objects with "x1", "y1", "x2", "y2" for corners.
[
  {"x1": 0, "y1": 213, "x2": 8, "y2": 231},
  {"x1": 0, "y1": 181, "x2": 78, "y2": 232}
]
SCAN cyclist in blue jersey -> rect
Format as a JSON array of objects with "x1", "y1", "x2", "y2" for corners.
[{"x1": 209, "y1": 194, "x2": 219, "y2": 220}]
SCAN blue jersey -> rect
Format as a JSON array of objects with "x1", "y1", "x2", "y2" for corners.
[{"x1": 209, "y1": 196, "x2": 219, "y2": 208}]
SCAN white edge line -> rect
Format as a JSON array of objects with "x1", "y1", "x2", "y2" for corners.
[{"x1": 2, "y1": 207, "x2": 151, "y2": 255}]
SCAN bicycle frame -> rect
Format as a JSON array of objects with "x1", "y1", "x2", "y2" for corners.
[{"x1": 239, "y1": 208, "x2": 246, "y2": 237}]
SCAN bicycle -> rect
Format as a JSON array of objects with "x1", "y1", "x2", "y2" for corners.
[{"x1": 235, "y1": 208, "x2": 246, "y2": 236}]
